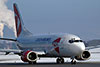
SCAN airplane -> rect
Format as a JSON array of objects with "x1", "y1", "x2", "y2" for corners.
[{"x1": 0, "y1": 3, "x2": 95, "y2": 64}]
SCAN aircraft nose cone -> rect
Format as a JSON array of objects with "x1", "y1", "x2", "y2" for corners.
[
  {"x1": 80, "y1": 43, "x2": 85, "y2": 51},
  {"x1": 77, "y1": 43, "x2": 85, "y2": 54}
]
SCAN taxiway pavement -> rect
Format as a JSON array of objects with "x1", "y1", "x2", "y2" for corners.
[{"x1": 0, "y1": 62, "x2": 100, "y2": 67}]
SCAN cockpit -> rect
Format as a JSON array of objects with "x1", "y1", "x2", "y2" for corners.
[{"x1": 69, "y1": 39, "x2": 83, "y2": 43}]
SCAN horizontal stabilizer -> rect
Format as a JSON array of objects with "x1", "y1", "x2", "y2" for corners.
[{"x1": 0, "y1": 38, "x2": 17, "y2": 41}]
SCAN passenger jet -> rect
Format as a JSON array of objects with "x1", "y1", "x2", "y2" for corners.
[{"x1": 0, "y1": 3, "x2": 96, "y2": 64}]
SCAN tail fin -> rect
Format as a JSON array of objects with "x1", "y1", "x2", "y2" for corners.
[{"x1": 13, "y1": 3, "x2": 32, "y2": 38}]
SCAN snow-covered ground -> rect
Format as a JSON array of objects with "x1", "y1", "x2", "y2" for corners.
[{"x1": 0, "y1": 48, "x2": 100, "y2": 63}]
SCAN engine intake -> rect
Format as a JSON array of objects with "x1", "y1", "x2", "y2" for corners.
[
  {"x1": 21, "y1": 51, "x2": 38, "y2": 62},
  {"x1": 75, "y1": 51, "x2": 91, "y2": 60}
]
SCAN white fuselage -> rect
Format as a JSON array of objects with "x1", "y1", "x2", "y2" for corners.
[{"x1": 17, "y1": 33, "x2": 85, "y2": 57}]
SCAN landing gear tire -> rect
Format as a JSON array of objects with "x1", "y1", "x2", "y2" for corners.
[
  {"x1": 56, "y1": 57, "x2": 64, "y2": 64},
  {"x1": 28, "y1": 61, "x2": 36, "y2": 64},
  {"x1": 71, "y1": 60, "x2": 76, "y2": 64},
  {"x1": 71, "y1": 56, "x2": 76, "y2": 64}
]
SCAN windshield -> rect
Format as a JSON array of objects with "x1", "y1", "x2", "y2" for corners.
[{"x1": 69, "y1": 40, "x2": 83, "y2": 43}]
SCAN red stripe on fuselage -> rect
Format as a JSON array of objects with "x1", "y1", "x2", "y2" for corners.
[
  {"x1": 54, "y1": 38, "x2": 61, "y2": 43},
  {"x1": 55, "y1": 47, "x2": 59, "y2": 54},
  {"x1": 52, "y1": 37, "x2": 61, "y2": 54},
  {"x1": 52, "y1": 38, "x2": 61, "y2": 47}
]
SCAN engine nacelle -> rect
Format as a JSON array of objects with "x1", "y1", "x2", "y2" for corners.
[
  {"x1": 21, "y1": 51, "x2": 38, "y2": 62},
  {"x1": 75, "y1": 51, "x2": 91, "y2": 60}
]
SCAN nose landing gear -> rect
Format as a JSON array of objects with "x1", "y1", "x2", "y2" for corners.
[
  {"x1": 71, "y1": 60, "x2": 76, "y2": 64},
  {"x1": 71, "y1": 57, "x2": 76, "y2": 64},
  {"x1": 56, "y1": 57, "x2": 76, "y2": 64},
  {"x1": 56, "y1": 57, "x2": 64, "y2": 64}
]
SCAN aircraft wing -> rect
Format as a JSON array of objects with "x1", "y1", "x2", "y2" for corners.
[
  {"x1": 84, "y1": 40, "x2": 100, "y2": 50},
  {"x1": 0, "y1": 49, "x2": 22, "y2": 55},
  {"x1": 85, "y1": 41, "x2": 100, "y2": 54},
  {"x1": 0, "y1": 38, "x2": 46, "y2": 56},
  {"x1": 85, "y1": 45, "x2": 100, "y2": 50},
  {"x1": 0, "y1": 49, "x2": 46, "y2": 56}
]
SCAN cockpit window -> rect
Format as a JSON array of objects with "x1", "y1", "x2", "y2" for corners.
[
  {"x1": 69, "y1": 40, "x2": 83, "y2": 43},
  {"x1": 69, "y1": 40, "x2": 74, "y2": 43},
  {"x1": 74, "y1": 40, "x2": 83, "y2": 42}
]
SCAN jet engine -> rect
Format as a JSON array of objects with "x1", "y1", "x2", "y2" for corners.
[
  {"x1": 75, "y1": 51, "x2": 91, "y2": 60},
  {"x1": 21, "y1": 51, "x2": 38, "y2": 62}
]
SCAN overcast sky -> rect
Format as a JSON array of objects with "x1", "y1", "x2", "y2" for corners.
[{"x1": 6, "y1": 0, "x2": 100, "y2": 40}]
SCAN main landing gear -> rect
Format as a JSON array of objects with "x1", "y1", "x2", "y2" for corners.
[{"x1": 56, "y1": 57, "x2": 64, "y2": 64}]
